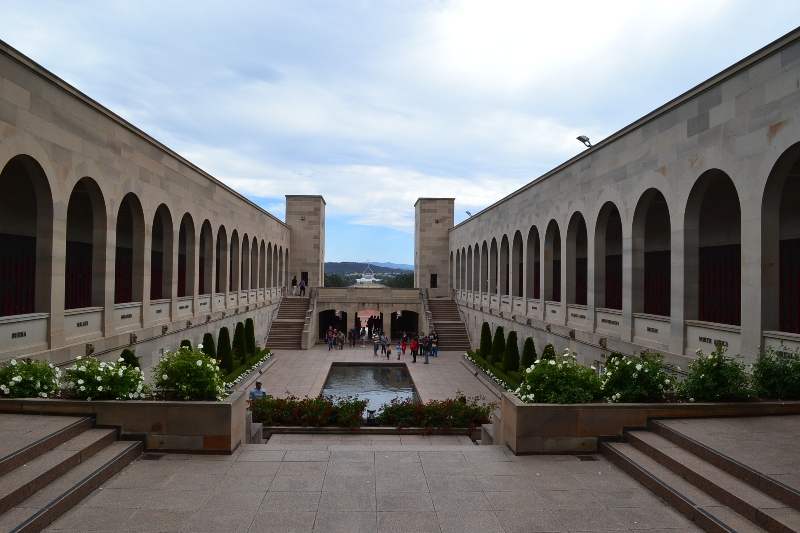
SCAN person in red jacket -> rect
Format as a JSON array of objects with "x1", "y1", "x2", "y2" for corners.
[{"x1": 409, "y1": 338, "x2": 419, "y2": 363}]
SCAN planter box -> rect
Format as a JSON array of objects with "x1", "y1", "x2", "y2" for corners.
[
  {"x1": 495, "y1": 391, "x2": 800, "y2": 454},
  {"x1": 0, "y1": 391, "x2": 246, "y2": 454}
]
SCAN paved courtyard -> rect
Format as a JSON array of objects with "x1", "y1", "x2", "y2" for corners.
[
  {"x1": 255, "y1": 344, "x2": 496, "y2": 403},
  {"x1": 44, "y1": 443, "x2": 700, "y2": 533}
]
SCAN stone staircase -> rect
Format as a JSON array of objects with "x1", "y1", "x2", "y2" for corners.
[
  {"x1": 0, "y1": 414, "x2": 141, "y2": 533},
  {"x1": 427, "y1": 298, "x2": 472, "y2": 352},
  {"x1": 603, "y1": 419, "x2": 800, "y2": 533},
  {"x1": 266, "y1": 297, "x2": 309, "y2": 349}
]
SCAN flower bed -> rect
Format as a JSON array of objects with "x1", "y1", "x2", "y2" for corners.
[{"x1": 464, "y1": 351, "x2": 517, "y2": 392}]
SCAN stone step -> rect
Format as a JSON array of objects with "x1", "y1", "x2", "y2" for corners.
[
  {"x1": 628, "y1": 430, "x2": 800, "y2": 533},
  {"x1": 0, "y1": 429, "x2": 117, "y2": 514},
  {"x1": 651, "y1": 421, "x2": 800, "y2": 512},
  {"x1": 0, "y1": 441, "x2": 141, "y2": 533},
  {"x1": 0, "y1": 418, "x2": 92, "y2": 478},
  {"x1": 603, "y1": 442, "x2": 771, "y2": 533}
]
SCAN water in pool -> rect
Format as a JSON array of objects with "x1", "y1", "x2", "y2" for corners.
[{"x1": 320, "y1": 364, "x2": 419, "y2": 413}]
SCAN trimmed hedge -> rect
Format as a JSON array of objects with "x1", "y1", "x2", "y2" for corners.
[
  {"x1": 470, "y1": 349, "x2": 520, "y2": 389},
  {"x1": 217, "y1": 327, "x2": 234, "y2": 374}
]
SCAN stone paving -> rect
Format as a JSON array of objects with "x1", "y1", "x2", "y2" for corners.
[
  {"x1": 44, "y1": 443, "x2": 702, "y2": 533},
  {"x1": 258, "y1": 344, "x2": 496, "y2": 403}
]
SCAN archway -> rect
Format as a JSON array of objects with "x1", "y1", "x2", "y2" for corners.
[
  {"x1": 318, "y1": 309, "x2": 348, "y2": 340},
  {"x1": 259, "y1": 240, "x2": 266, "y2": 289},
  {"x1": 452, "y1": 250, "x2": 457, "y2": 290},
  {"x1": 241, "y1": 234, "x2": 250, "y2": 291},
  {"x1": 278, "y1": 246, "x2": 284, "y2": 287},
  {"x1": 489, "y1": 238, "x2": 498, "y2": 294},
  {"x1": 151, "y1": 205, "x2": 173, "y2": 300},
  {"x1": 229, "y1": 230, "x2": 240, "y2": 291},
  {"x1": 251, "y1": 236, "x2": 258, "y2": 290},
  {"x1": 356, "y1": 309, "x2": 383, "y2": 337},
  {"x1": 500, "y1": 236, "x2": 509, "y2": 295},
  {"x1": 0, "y1": 156, "x2": 53, "y2": 317},
  {"x1": 544, "y1": 220, "x2": 561, "y2": 302},
  {"x1": 685, "y1": 170, "x2": 741, "y2": 325},
  {"x1": 595, "y1": 202, "x2": 623, "y2": 310},
  {"x1": 472, "y1": 244, "x2": 480, "y2": 292},
  {"x1": 115, "y1": 193, "x2": 145, "y2": 304},
  {"x1": 511, "y1": 231, "x2": 523, "y2": 297},
  {"x1": 567, "y1": 213, "x2": 588, "y2": 305},
  {"x1": 480, "y1": 241, "x2": 488, "y2": 294},
  {"x1": 763, "y1": 143, "x2": 800, "y2": 333},
  {"x1": 65, "y1": 178, "x2": 105, "y2": 309},
  {"x1": 390, "y1": 310, "x2": 419, "y2": 341},
  {"x1": 632, "y1": 190, "x2": 671, "y2": 316},
  {"x1": 199, "y1": 221, "x2": 213, "y2": 295},
  {"x1": 466, "y1": 245, "x2": 473, "y2": 291},
  {"x1": 215, "y1": 226, "x2": 227, "y2": 294},
  {"x1": 177, "y1": 213, "x2": 195, "y2": 298},
  {"x1": 266, "y1": 242, "x2": 273, "y2": 287},
  {"x1": 525, "y1": 226, "x2": 540, "y2": 299}
]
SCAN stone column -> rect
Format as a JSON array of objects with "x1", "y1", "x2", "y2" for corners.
[
  {"x1": 670, "y1": 223, "x2": 689, "y2": 356},
  {"x1": 621, "y1": 226, "x2": 634, "y2": 342},
  {"x1": 102, "y1": 215, "x2": 117, "y2": 336},
  {"x1": 140, "y1": 219, "x2": 152, "y2": 328},
  {"x1": 46, "y1": 206, "x2": 65, "y2": 349},
  {"x1": 740, "y1": 200, "x2": 762, "y2": 362}
]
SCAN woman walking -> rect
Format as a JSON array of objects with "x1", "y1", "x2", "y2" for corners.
[{"x1": 400, "y1": 331, "x2": 408, "y2": 355}]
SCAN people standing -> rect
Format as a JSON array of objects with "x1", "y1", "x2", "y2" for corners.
[
  {"x1": 410, "y1": 337, "x2": 419, "y2": 363},
  {"x1": 380, "y1": 333, "x2": 388, "y2": 356},
  {"x1": 348, "y1": 328, "x2": 356, "y2": 347},
  {"x1": 326, "y1": 326, "x2": 334, "y2": 350},
  {"x1": 337, "y1": 329, "x2": 345, "y2": 350},
  {"x1": 395, "y1": 342, "x2": 402, "y2": 360},
  {"x1": 360, "y1": 327, "x2": 366, "y2": 347},
  {"x1": 420, "y1": 332, "x2": 429, "y2": 364},
  {"x1": 400, "y1": 331, "x2": 408, "y2": 355},
  {"x1": 299, "y1": 279, "x2": 306, "y2": 296},
  {"x1": 249, "y1": 379, "x2": 267, "y2": 401},
  {"x1": 291, "y1": 276, "x2": 297, "y2": 296},
  {"x1": 372, "y1": 330, "x2": 380, "y2": 356},
  {"x1": 430, "y1": 330, "x2": 439, "y2": 357}
]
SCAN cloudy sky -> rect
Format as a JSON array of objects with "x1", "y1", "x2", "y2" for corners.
[{"x1": 1, "y1": 1, "x2": 797, "y2": 264}]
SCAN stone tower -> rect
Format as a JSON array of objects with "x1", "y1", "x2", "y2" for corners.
[
  {"x1": 414, "y1": 198, "x2": 454, "y2": 297},
  {"x1": 286, "y1": 195, "x2": 325, "y2": 288}
]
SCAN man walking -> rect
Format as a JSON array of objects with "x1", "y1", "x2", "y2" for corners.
[
  {"x1": 299, "y1": 279, "x2": 306, "y2": 296},
  {"x1": 380, "y1": 332, "x2": 388, "y2": 357},
  {"x1": 291, "y1": 276, "x2": 297, "y2": 296},
  {"x1": 326, "y1": 326, "x2": 335, "y2": 350},
  {"x1": 249, "y1": 379, "x2": 267, "y2": 401},
  {"x1": 372, "y1": 330, "x2": 380, "y2": 356}
]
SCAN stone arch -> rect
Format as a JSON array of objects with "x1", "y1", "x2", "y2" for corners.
[
  {"x1": 115, "y1": 193, "x2": 146, "y2": 304},
  {"x1": 632, "y1": 189, "x2": 671, "y2": 316},
  {"x1": 250, "y1": 236, "x2": 258, "y2": 290},
  {"x1": 241, "y1": 233, "x2": 250, "y2": 291},
  {"x1": 480, "y1": 241, "x2": 489, "y2": 294},
  {"x1": 259, "y1": 240, "x2": 266, "y2": 289},
  {"x1": 151, "y1": 204, "x2": 173, "y2": 300},
  {"x1": 229, "y1": 230, "x2": 240, "y2": 291},
  {"x1": 278, "y1": 246, "x2": 284, "y2": 287},
  {"x1": 511, "y1": 231, "x2": 523, "y2": 298},
  {"x1": 0, "y1": 155, "x2": 54, "y2": 316},
  {"x1": 266, "y1": 242, "x2": 273, "y2": 287},
  {"x1": 525, "y1": 226, "x2": 541, "y2": 299},
  {"x1": 500, "y1": 235, "x2": 510, "y2": 296},
  {"x1": 761, "y1": 142, "x2": 800, "y2": 333},
  {"x1": 461, "y1": 247, "x2": 467, "y2": 292},
  {"x1": 684, "y1": 169, "x2": 741, "y2": 325},
  {"x1": 489, "y1": 238, "x2": 498, "y2": 295},
  {"x1": 452, "y1": 250, "x2": 457, "y2": 290},
  {"x1": 466, "y1": 245, "x2": 473, "y2": 291},
  {"x1": 593, "y1": 202, "x2": 623, "y2": 310},
  {"x1": 544, "y1": 220, "x2": 561, "y2": 302},
  {"x1": 472, "y1": 244, "x2": 480, "y2": 293},
  {"x1": 199, "y1": 220, "x2": 213, "y2": 296},
  {"x1": 566, "y1": 212, "x2": 588, "y2": 305},
  {"x1": 64, "y1": 177, "x2": 106, "y2": 309},
  {"x1": 177, "y1": 212, "x2": 196, "y2": 299},
  {"x1": 215, "y1": 225, "x2": 228, "y2": 294}
]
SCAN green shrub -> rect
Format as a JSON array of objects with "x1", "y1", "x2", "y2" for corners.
[
  {"x1": 180, "y1": 339, "x2": 192, "y2": 350},
  {"x1": 201, "y1": 333, "x2": 216, "y2": 360},
  {"x1": 521, "y1": 337, "x2": 537, "y2": 371},
  {"x1": 541, "y1": 343, "x2": 556, "y2": 360},
  {"x1": 245, "y1": 318, "x2": 256, "y2": 356},
  {"x1": 503, "y1": 331, "x2": 520, "y2": 373},
  {"x1": 233, "y1": 322, "x2": 247, "y2": 364},
  {"x1": 63, "y1": 356, "x2": 148, "y2": 400},
  {"x1": 466, "y1": 350, "x2": 520, "y2": 390},
  {"x1": 491, "y1": 326, "x2": 505, "y2": 365},
  {"x1": 217, "y1": 327, "x2": 234, "y2": 374},
  {"x1": 119, "y1": 349, "x2": 140, "y2": 369},
  {"x1": 752, "y1": 345, "x2": 800, "y2": 400},
  {"x1": 249, "y1": 394, "x2": 367, "y2": 428},
  {"x1": 600, "y1": 351, "x2": 677, "y2": 403},
  {"x1": 479, "y1": 322, "x2": 492, "y2": 359},
  {"x1": 153, "y1": 345, "x2": 226, "y2": 401},
  {"x1": 375, "y1": 394, "x2": 495, "y2": 430},
  {"x1": 0, "y1": 358, "x2": 61, "y2": 398},
  {"x1": 516, "y1": 348, "x2": 600, "y2": 403},
  {"x1": 679, "y1": 343, "x2": 754, "y2": 402}
]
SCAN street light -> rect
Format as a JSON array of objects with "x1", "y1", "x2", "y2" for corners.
[{"x1": 577, "y1": 135, "x2": 592, "y2": 148}]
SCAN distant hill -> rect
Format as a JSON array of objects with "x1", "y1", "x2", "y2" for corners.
[{"x1": 325, "y1": 262, "x2": 413, "y2": 274}]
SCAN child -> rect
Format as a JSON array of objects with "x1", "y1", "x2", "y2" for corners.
[
  {"x1": 386, "y1": 348, "x2": 391, "y2": 360},
  {"x1": 396, "y1": 343, "x2": 402, "y2": 360}
]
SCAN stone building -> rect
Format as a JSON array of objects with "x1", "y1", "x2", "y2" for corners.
[
  {"x1": 0, "y1": 40, "x2": 309, "y2": 371},
  {"x1": 443, "y1": 27, "x2": 800, "y2": 367}
]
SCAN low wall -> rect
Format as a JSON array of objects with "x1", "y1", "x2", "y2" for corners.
[
  {"x1": 0, "y1": 391, "x2": 246, "y2": 454},
  {"x1": 495, "y1": 391, "x2": 800, "y2": 454}
]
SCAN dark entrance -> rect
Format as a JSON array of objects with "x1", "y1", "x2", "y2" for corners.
[
  {"x1": 390, "y1": 311, "x2": 419, "y2": 341},
  {"x1": 318, "y1": 309, "x2": 348, "y2": 340}
]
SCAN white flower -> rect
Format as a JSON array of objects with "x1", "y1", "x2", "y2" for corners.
[
  {"x1": 644, "y1": 368, "x2": 648, "y2": 373},
  {"x1": 97, "y1": 386, "x2": 103, "y2": 391},
  {"x1": 96, "y1": 376, "x2": 102, "y2": 382},
  {"x1": 564, "y1": 348, "x2": 570, "y2": 353},
  {"x1": 77, "y1": 379, "x2": 84, "y2": 385},
  {"x1": 665, "y1": 379, "x2": 670, "y2": 384},
  {"x1": 87, "y1": 397, "x2": 91, "y2": 401},
  {"x1": 549, "y1": 360, "x2": 556, "y2": 366},
  {"x1": 590, "y1": 366, "x2": 596, "y2": 370},
  {"x1": 689, "y1": 398, "x2": 695, "y2": 402},
  {"x1": 636, "y1": 364, "x2": 642, "y2": 371},
  {"x1": 79, "y1": 366, "x2": 86, "y2": 372},
  {"x1": 77, "y1": 356, "x2": 82, "y2": 360},
  {"x1": 39, "y1": 392, "x2": 47, "y2": 398},
  {"x1": 12, "y1": 376, "x2": 22, "y2": 382},
  {"x1": 162, "y1": 374, "x2": 168, "y2": 380},
  {"x1": 10, "y1": 359, "x2": 16, "y2": 366},
  {"x1": 196, "y1": 360, "x2": 203, "y2": 366},
  {"x1": 557, "y1": 364, "x2": 563, "y2": 370},
  {"x1": 526, "y1": 368, "x2": 532, "y2": 374},
  {"x1": 118, "y1": 357, "x2": 125, "y2": 362},
  {"x1": 79, "y1": 386, "x2": 85, "y2": 391},
  {"x1": 197, "y1": 344, "x2": 203, "y2": 349}
]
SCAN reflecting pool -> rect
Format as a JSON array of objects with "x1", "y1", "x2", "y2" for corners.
[{"x1": 320, "y1": 363, "x2": 419, "y2": 413}]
